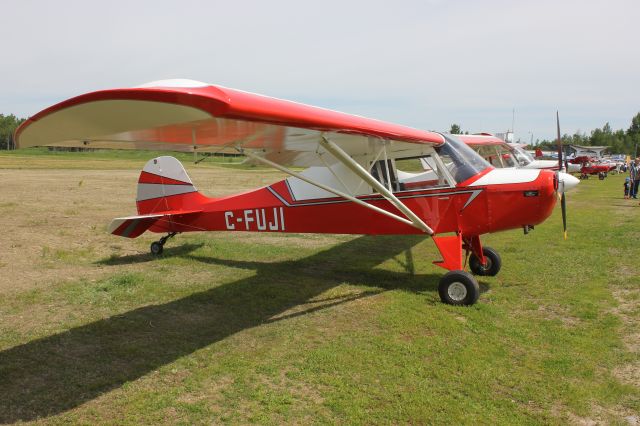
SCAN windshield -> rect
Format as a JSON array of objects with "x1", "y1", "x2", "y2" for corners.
[
  {"x1": 436, "y1": 135, "x2": 491, "y2": 183},
  {"x1": 475, "y1": 145, "x2": 518, "y2": 168},
  {"x1": 512, "y1": 145, "x2": 534, "y2": 165}
]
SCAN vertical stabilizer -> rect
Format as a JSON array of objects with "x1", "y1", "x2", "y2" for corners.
[{"x1": 136, "y1": 156, "x2": 202, "y2": 214}]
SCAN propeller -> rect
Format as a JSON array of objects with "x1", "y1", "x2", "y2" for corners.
[{"x1": 556, "y1": 111, "x2": 568, "y2": 240}]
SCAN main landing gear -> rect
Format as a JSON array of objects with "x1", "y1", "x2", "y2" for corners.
[
  {"x1": 438, "y1": 270, "x2": 479, "y2": 306},
  {"x1": 150, "y1": 232, "x2": 177, "y2": 256},
  {"x1": 432, "y1": 234, "x2": 502, "y2": 306}
]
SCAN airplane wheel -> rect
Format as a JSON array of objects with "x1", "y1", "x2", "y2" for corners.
[
  {"x1": 150, "y1": 241, "x2": 164, "y2": 256},
  {"x1": 469, "y1": 246, "x2": 502, "y2": 276},
  {"x1": 438, "y1": 270, "x2": 479, "y2": 306}
]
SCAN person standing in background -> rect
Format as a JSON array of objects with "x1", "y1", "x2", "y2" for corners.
[
  {"x1": 631, "y1": 158, "x2": 640, "y2": 200},
  {"x1": 624, "y1": 177, "x2": 631, "y2": 199}
]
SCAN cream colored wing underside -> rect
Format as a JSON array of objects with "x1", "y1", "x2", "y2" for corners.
[{"x1": 18, "y1": 99, "x2": 434, "y2": 167}]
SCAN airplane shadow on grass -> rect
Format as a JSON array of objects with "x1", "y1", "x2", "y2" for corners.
[{"x1": 0, "y1": 235, "x2": 489, "y2": 422}]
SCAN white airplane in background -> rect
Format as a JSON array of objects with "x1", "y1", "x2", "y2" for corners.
[{"x1": 455, "y1": 134, "x2": 581, "y2": 173}]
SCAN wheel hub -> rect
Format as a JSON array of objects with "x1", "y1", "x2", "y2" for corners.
[
  {"x1": 481, "y1": 257, "x2": 492, "y2": 271},
  {"x1": 448, "y1": 282, "x2": 467, "y2": 302}
]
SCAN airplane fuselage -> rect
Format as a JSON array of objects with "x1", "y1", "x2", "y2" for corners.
[{"x1": 140, "y1": 168, "x2": 558, "y2": 238}]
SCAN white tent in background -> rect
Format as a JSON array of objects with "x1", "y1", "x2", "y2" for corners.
[{"x1": 569, "y1": 145, "x2": 608, "y2": 159}]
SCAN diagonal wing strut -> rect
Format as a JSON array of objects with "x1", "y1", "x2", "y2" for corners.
[
  {"x1": 319, "y1": 136, "x2": 433, "y2": 234},
  {"x1": 239, "y1": 137, "x2": 434, "y2": 235}
]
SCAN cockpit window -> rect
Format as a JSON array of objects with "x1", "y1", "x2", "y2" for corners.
[
  {"x1": 474, "y1": 145, "x2": 517, "y2": 168},
  {"x1": 436, "y1": 135, "x2": 492, "y2": 182},
  {"x1": 395, "y1": 154, "x2": 453, "y2": 190},
  {"x1": 370, "y1": 159, "x2": 398, "y2": 191},
  {"x1": 512, "y1": 146, "x2": 534, "y2": 165},
  {"x1": 370, "y1": 155, "x2": 453, "y2": 192},
  {"x1": 368, "y1": 135, "x2": 490, "y2": 192}
]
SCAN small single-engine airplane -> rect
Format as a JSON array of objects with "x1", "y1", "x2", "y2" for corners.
[
  {"x1": 15, "y1": 79, "x2": 578, "y2": 306},
  {"x1": 569, "y1": 156, "x2": 615, "y2": 179},
  {"x1": 460, "y1": 134, "x2": 581, "y2": 172}
]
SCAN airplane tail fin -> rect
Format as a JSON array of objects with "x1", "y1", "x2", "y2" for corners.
[
  {"x1": 136, "y1": 156, "x2": 208, "y2": 215},
  {"x1": 108, "y1": 156, "x2": 208, "y2": 238}
]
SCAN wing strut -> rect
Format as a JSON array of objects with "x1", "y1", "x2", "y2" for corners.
[
  {"x1": 240, "y1": 149, "x2": 428, "y2": 232},
  {"x1": 319, "y1": 136, "x2": 433, "y2": 234}
]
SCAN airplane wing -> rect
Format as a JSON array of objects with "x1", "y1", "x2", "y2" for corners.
[
  {"x1": 456, "y1": 134, "x2": 505, "y2": 146},
  {"x1": 15, "y1": 79, "x2": 444, "y2": 167}
]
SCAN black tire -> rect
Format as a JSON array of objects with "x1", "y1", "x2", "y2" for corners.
[
  {"x1": 438, "y1": 270, "x2": 480, "y2": 306},
  {"x1": 469, "y1": 246, "x2": 502, "y2": 276},
  {"x1": 150, "y1": 241, "x2": 163, "y2": 256}
]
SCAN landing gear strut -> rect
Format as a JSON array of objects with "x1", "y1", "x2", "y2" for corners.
[{"x1": 150, "y1": 232, "x2": 177, "y2": 256}]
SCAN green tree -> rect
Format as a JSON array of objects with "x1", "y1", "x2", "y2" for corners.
[
  {"x1": 628, "y1": 112, "x2": 640, "y2": 136},
  {"x1": 0, "y1": 114, "x2": 25, "y2": 150},
  {"x1": 534, "y1": 113, "x2": 640, "y2": 155},
  {"x1": 449, "y1": 124, "x2": 462, "y2": 134}
]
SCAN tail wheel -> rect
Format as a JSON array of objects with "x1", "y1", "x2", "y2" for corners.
[
  {"x1": 438, "y1": 270, "x2": 480, "y2": 306},
  {"x1": 469, "y1": 246, "x2": 501, "y2": 276},
  {"x1": 150, "y1": 241, "x2": 164, "y2": 256}
]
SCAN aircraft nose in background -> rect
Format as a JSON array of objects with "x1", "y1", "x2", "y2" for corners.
[{"x1": 559, "y1": 172, "x2": 579, "y2": 193}]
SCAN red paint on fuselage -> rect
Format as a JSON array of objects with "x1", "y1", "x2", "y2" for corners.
[{"x1": 141, "y1": 170, "x2": 558, "y2": 238}]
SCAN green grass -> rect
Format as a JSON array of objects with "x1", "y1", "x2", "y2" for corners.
[
  {"x1": 1, "y1": 146, "x2": 241, "y2": 162},
  {"x1": 0, "y1": 147, "x2": 255, "y2": 170},
  {"x1": 0, "y1": 157, "x2": 639, "y2": 424}
]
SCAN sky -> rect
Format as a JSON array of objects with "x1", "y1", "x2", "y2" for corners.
[{"x1": 1, "y1": 0, "x2": 638, "y2": 142}]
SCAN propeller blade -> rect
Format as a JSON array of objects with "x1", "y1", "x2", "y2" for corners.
[
  {"x1": 561, "y1": 192, "x2": 567, "y2": 240},
  {"x1": 556, "y1": 111, "x2": 563, "y2": 171},
  {"x1": 556, "y1": 112, "x2": 568, "y2": 239}
]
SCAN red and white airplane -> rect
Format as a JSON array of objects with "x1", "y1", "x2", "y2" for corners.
[
  {"x1": 568, "y1": 156, "x2": 616, "y2": 179},
  {"x1": 459, "y1": 134, "x2": 581, "y2": 173},
  {"x1": 15, "y1": 79, "x2": 578, "y2": 306}
]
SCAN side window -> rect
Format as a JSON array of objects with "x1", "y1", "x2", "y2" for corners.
[
  {"x1": 370, "y1": 159, "x2": 399, "y2": 191},
  {"x1": 499, "y1": 147, "x2": 517, "y2": 167},
  {"x1": 476, "y1": 146, "x2": 499, "y2": 167},
  {"x1": 476, "y1": 145, "x2": 516, "y2": 168},
  {"x1": 394, "y1": 154, "x2": 453, "y2": 191}
]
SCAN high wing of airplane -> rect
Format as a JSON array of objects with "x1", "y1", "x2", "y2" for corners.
[{"x1": 16, "y1": 79, "x2": 578, "y2": 306}]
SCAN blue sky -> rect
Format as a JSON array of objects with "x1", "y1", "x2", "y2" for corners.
[{"x1": 1, "y1": 0, "x2": 638, "y2": 141}]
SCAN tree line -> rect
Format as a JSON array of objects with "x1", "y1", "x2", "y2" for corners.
[
  {"x1": 0, "y1": 114, "x2": 25, "y2": 150},
  {"x1": 450, "y1": 112, "x2": 640, "y2": 155},
  {"x1": 534, "y1": 112, "x2": 640, "y2": 156}
]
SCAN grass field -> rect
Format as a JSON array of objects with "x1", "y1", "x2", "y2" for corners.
[{"x1": 0, "y1": 149, "x2": 639, "y2": 424}]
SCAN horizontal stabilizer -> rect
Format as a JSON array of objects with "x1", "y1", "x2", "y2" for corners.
[{"x1": 108, "y1": 210, "x2": 201, "y2": 238}]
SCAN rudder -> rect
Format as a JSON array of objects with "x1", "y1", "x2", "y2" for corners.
[{"x1": 136, "y1": 156, "x2": 203, "y2": 215}]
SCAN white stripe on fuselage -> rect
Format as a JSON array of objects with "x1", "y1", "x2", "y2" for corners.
[
  {"x1": 136, "y1": 183, "x2": 197, "y2": 201},
  {"x1": 469, "y1": 169, "x2": 540, "y2": 186}
]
